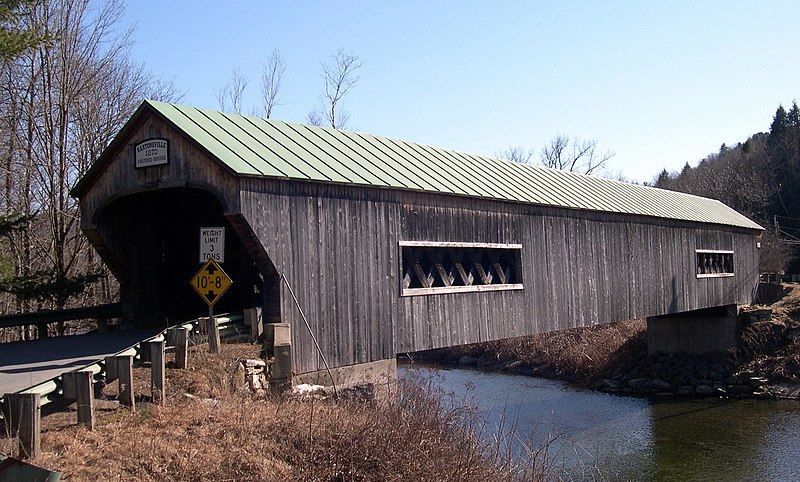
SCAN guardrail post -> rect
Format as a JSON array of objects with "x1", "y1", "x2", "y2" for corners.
[
  {"x1": 3, "y1": 393, "x2": 41, "y2": 459},
  {"x1": 62, "y1": 371, "x2": 78, "y2": 399},
  {"x1": 208, "y1": 316, "x2": 221, "y2": 353},
  {"x1": 140, "y1": 341, "x2": 152, "y2": 364},
  {"x1": 175, "y1": 327, "x2": 189, "y2": 369},
  {"x1": 245, "y1": 307, "x2": 263, "y2": 341},
  {"x1": 150, "y1": 340, "x2": 165, "y2": 405},
  {"x1": 165, "y1": 327, "x2": 177, "y2": 347},
  {"x1": 198, "y1": 317, "x2": 207, "y2": 335},
  {"x1": 105, "y1": 355, "x2": 119, "y2": 383},
  {"x1": 117, "y1": 355, "x2": 135, "y2": 411},
  {"x1": 76, "y1": 370, "x2": 94, "y2": 430}
]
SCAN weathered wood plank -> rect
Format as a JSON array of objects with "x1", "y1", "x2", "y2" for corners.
[
  {"x1": 239, "y1": 174, "x2": 760, "y2": 373},
  {"x1": 3, "y1": 393, "x2": 40, "y2": 459},
  {"x1": 76, "y1": 370, "x2": 94, "y2": 429},
  {"x1": 175, "y1": 327, "x2": 189, "y2": 369},
  {"x1": 150, "y1": 340, "x2": 165, "y2": 405},
  {"x1": 117, "y1": 355, "x2": 134, "y2": 411}
]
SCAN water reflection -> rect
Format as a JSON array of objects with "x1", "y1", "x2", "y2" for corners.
[
  {"x1": 401, "y1": 362, "x2": 800, "y2": 481},
  {"x1": 649, "y1": 399, "x2": 800, "y2": 481}
]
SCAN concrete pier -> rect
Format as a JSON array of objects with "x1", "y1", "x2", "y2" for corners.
[
  {"x1": 647, "y1": 304, "x2": 740, "y2": 354},
  {"x1": 294, "y1": 358, "x2": 397, "y2": 391}
]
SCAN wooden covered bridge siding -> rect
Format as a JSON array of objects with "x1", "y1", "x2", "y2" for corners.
[
  {"x1": 72, "y1": 101, "x2": 762, "y2": 375},
  {"x1": 242, "y1": 178, "x2": 758, "y2": 373}
]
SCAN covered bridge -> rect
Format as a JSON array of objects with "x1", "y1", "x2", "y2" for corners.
[{"x1": 71, "y1": 100, "x2": 763, "y2": 379}]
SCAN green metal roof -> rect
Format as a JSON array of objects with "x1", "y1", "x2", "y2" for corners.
[{"x1": 75, "y1": 100, "x2": 764, "y2": 231}]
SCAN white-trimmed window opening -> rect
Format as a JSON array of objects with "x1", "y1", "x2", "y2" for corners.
[
  {"x1": 400, "y1": 241, "x2": 523, "y2": 296},
  {"x1": 696, "y1": 249, "x2": 734, "y2": 278}
]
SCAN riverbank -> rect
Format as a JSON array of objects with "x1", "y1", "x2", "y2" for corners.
[
  {"x1": 1, "y1": 342, "x2": 548, "y2": 480},
  {"x1": 415, "y1": 284, "x2": 800, "y2": 400}
]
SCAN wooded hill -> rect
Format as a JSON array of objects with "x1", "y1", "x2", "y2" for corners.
[{"x1": 654, "y1": 102, "x2": 800, "y2": 274}]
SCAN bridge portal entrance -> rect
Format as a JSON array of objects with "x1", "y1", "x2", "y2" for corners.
[{"x1": 95, "y1": 188, "x2": 268, "y2": 328}]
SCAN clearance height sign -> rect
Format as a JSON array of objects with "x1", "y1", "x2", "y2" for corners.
[{"x1": 190, "y1": 259, "x2": 232, "y2": 306}]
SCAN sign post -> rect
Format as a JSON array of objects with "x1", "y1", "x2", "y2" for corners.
[{"x1": 190, "y1": 259, "x2": 232, "y2": 353}]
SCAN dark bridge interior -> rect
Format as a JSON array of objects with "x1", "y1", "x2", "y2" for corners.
[{"x1": 96, "y1": 188, "x2": 262, "y2": 328}]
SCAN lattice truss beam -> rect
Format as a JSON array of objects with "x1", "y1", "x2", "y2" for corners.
[
  {"x1": 696, "y1": 251, "x2": 734, "y2": 275},
  {"x1": 401, "y1": 246, "x2": 519, "y2": 289}
]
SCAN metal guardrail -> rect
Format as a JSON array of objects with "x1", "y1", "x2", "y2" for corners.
[
  {"x1": 0, "y1": 303, "x2": 122, "y2": 329},
  {"x1": 0, "y1": 312, "x2": 245, "y2": 419},
  {"x1": 760, "y1": 273, "x2": 800, "y2": 284}
]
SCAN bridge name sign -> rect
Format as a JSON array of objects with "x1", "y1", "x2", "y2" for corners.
[{"x1": 134, "y1": 138, "x2": 169, "y2": 168}]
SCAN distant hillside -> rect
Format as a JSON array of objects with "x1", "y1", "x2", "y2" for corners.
[{"x1": 654, "y1": 102, "x2": 800, "y2": 273}]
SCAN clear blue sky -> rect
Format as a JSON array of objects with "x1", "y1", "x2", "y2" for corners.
[{"x1": 121, "y1": 1, "x2": 800, "y2": 183}]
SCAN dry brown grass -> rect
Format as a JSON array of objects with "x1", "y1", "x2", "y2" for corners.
[
  {"x1": 2, "y1": 343, "x2": 543, "y2": 481},
  {"x1": 430, "y1": 319, "x2": 647, "y2": 384},
  {"x1": 739, "y1": 284, "x2": 800, "y2": 382},
  {"x1": 489, "y1": 320, "x2": 646, "y2": 383}
]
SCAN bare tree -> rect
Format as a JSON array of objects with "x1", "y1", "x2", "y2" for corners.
[
  {"x1": 0, "y1": 0, "x2": 177, "y2": 337},
  {"x1": 540, "y1": 135, "x2": 614, "y2": 175},
  {"x1": 307, "y1": 49, "x2": 362, "y2": 129},
  {"x1": 306, "y1": 109, "x2": 325, "y2": 127},
  {"x1": 215, "y1": 67, "x2": 248, "y2": 114},
  {"x1": 261, "y1": 48, "x2": 285, "y2": 119},
  {"x1": 497, "y1": 146, "x2": 535, "y2": 164},
  {"x1": 760, "y1": 225, "x2": 797, "y2": 274}
]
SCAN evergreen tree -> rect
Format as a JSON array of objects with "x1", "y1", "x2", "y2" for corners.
[
  {"x1": 768, "y1": 105, "x2": 788, "y2": 148},
  {"x1": 787, "y1": 101, "x2": 800, "y2": 129},
  {"x1": 654, "y1": 168, "x2": 671, "y2": 188},
  {"x1": 0, "y1": 0, "x2": 45, "y2": 60},
  {"x1": 787, "y1": 101, "x2": 800, "y2": 157}
]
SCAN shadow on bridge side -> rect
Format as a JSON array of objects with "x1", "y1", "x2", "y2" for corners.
[{"x1": 647, "y1": 304, "x2": 739, "y2": 355}]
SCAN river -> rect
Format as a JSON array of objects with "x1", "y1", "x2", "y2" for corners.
[{"x1": 399, "y1": 362, "x2": 800, "y2": 481}]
